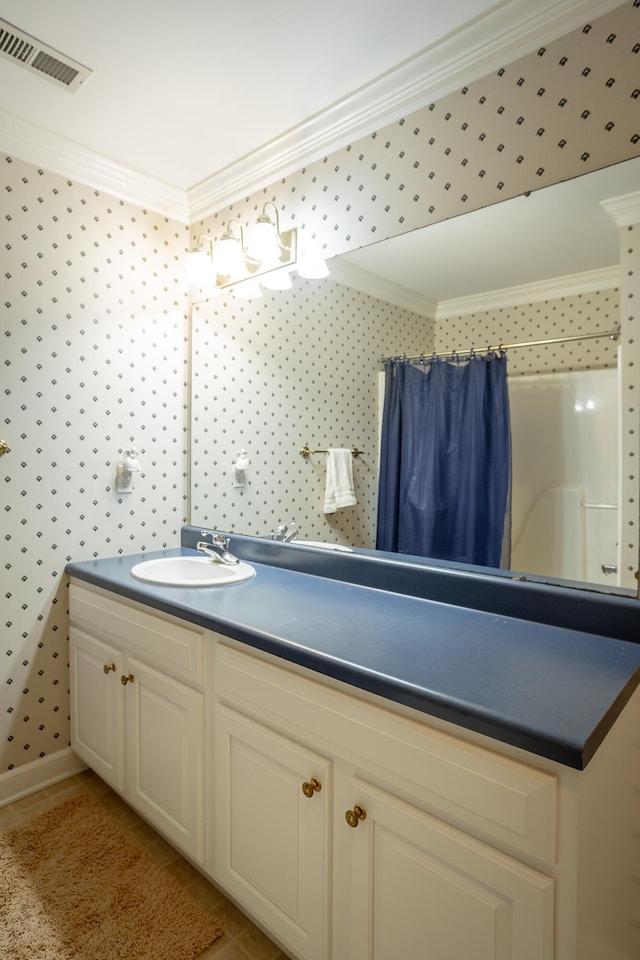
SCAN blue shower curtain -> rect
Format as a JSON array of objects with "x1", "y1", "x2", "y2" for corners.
[{"x1": 376, "y1": 353, "x2": 511, "y2": 568}]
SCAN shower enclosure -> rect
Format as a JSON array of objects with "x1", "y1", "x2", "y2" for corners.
[{"x1": 508, "y1": 366, "x2": 620, "y2": 587}]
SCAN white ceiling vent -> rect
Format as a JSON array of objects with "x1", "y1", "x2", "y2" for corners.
[{"x1": 0, "y1": 18, "x2": 91, "y2": 92}]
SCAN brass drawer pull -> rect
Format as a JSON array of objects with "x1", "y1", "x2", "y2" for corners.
[
  {"x1": 120, "y1": 673, "x2": 135, "y2": 685},
  {"x1": 302, "y1": 777, "x2": 322, "y2": 798},
  {"x1": 345, "y1": 803, "x2": 367, "y2": 828},
  {"x1": 103, "y1": 663, "x2": 116, "y2": 674}
]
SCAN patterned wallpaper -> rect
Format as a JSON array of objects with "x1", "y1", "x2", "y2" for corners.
[
  {"x1": 1, "y1": 154, "x2": 189, "y2": 777},
  {"x1": 191, "y1": 283, "x2": 431, "y2": 545},
  {"x1": 193, "y1": 1, "x2": 640, "y2": 263},
  {"x1": 190, "y1": 280, "x2": 619, "y2": 545},
  {"x1": 617, "y1": 218, "x2": 640, "y2": 586},
  {"x1": 1, "y1": 1, "x2": 639, "y2": 784},
  {"x1": 436, "y1": 287, "x2": 619, "y2": 375},
  {"x1": 191, "y1": 2, "x2": 640, "y2": 567}
]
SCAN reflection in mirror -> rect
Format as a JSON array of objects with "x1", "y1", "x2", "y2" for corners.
[
  {"x1": 337, "y1": 158, "x2": 639, "y2": 303},
  {"x1": 190, "y1": 157, "x2": 640, "y2": 593}
]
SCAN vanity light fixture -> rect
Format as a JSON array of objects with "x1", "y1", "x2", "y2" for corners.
[
  {"x1": 296, "y1": 248, "x2": 330, "y2": 279},
  {"x1": 185, "y1": 235, "x2": 217, "y2": 287},
  {"x1": 246, "y1": 201, "x2": 285, "y2": 263},
  {"x1": 214, "y1": 219, "x2": 248, "y2": 277},
  {"x1": 231, "y1": 277, "x2": 263, "y2": 299},
  {"x1": 186, "y1": 203, "x2": 329, "y2": 299},
  {"x1": 260, "y1": 266, "x2": 293, "y2": 291}
]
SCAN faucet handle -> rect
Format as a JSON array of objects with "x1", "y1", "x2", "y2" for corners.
[
  {"x1": 200, "y1": 528, "x2": 228, "y2": 546},
  {"x1": 272, "y1": 520, "x2": 298, "y2": 542}
]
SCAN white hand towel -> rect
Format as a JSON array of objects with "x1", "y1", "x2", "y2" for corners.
[{"x1": 324, "y1": 448, "x2": 357, "y2": 514}]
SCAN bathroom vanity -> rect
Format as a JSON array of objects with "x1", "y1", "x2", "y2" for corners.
[{"x1": 66, "y1": 528, "x2": 640, "y2": 960}]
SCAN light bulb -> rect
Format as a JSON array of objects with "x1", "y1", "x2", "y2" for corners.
[
  {"x1": 296, "y1": 250, "x2": 329, "y2": 279},
  {"x1": 215, "y1": 235, "x2": 245, "y2": 277},
  {"x1": 261, "y1": 267, "x2": 293, "y2": 291},
  {"x1": 231, "y1": 277, "x2": 263, "y2": 299},
  {"x1": 249, "y1": 217, "x2": 282, "y2": 263},
  {"x1": 185, "y1": 249, "x2": 216, "y2": 286}
]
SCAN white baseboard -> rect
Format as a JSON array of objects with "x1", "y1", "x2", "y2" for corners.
[{"x1": 0, "y1": 748, "x2": 87, "y2": 807}]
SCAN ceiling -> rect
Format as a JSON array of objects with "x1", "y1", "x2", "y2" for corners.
[
  {"x1": 0, "y1": 0, "x2": 634, "y2": 305},
  {"x1": 0, "y1": 0, "x2": 625, "y2": 220}
]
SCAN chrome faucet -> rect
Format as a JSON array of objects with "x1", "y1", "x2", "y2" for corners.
[
  {"x1": 271, "y1": 520, "x2": 298, "y2": 542},
  {"x1": 196, "y1": 531, "x2": 239, "y2": 565}
]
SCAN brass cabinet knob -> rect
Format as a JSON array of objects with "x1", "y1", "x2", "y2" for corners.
[
  {"x1": 345, "y1": 803, "x2": 367, "y2": 828},
  {"x1": 120, "y1": 673, "x2": 135, "y2": 685},
  {"x1": 301, "y1": 777, "x2": 322, "y2": 798},
  {"x1": 103, "y1": 663, "x2": 116, "y2": 674}
]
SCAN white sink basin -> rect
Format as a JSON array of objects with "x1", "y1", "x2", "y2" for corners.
[{"x1": 131, "y1": 556, "x2": 256, "y2": 587}]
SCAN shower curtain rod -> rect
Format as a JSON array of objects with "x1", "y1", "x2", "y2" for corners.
[{"x1": 383, "y1": 324, "x2": 621, "y2": 364}]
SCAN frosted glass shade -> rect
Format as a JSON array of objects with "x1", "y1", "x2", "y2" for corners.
[{"x1": 185, "y1": 249, "x2": 216, "y2": 286}]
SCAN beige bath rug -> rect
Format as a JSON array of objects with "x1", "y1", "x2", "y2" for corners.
[{"x1": 0, "y1": 793, "x2": 222, "y2": 960}]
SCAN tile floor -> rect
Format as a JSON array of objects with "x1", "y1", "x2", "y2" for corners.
[{"x1": 0, "y1": 770, "x2": 292, "y2": 960}]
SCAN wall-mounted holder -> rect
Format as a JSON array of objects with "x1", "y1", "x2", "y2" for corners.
[
  {"x1": 116, "y1": 446, "x2": 141, "y2": 494},
  {"x1": 300, "y1": 443, "x2": 363, "y2": 458},
  {"x1": 0, "y1": 439, "x2": 10, "y2": 457},
  {"x1": 232, "y1": 449, "x2": 251, "y2": 488}
]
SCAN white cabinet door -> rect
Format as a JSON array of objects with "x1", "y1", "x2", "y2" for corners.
[
  {"x1": 125, "y1": 656, "x2": 205, "y2": 863},
  {"x1": 69, "y1": 627, "x2": 125, "y2": 791},
  {"x1": 214, "y1": 704, "x2": 331, "y2": 960},
  {"x1": 342, "y1": 777, "x2": 554, "y2": 960}
]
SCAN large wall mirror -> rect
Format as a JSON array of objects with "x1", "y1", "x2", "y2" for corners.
[
  {"x1": 190, "y1": 154, "x2": 638, "y2": 593},
  {"x1": 190, "y1": 1, "x2": 640, "y2": 594}
]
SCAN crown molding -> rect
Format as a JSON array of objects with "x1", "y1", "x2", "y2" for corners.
[
  {"x1": 436, "y1": 265, "x2": 621, "y2": 319},
  {"x1": 601, "y1": 191, "x2": 640, "y2": 227},
  {"x1": 329, "y1": 258, "x2": 438, "y2": 318},
  {"x1": 0, "y1": 0, "x2": 623, "y2": 224},
  {"x1": 0, "y1": 109, "x2": 190, "y2": 222},
  {"x1": 330, "y1": 257, "x2": 619, "y2": 319},
  {"x1": 187, "y1": 0, "x2": 624, "y2": 220}
]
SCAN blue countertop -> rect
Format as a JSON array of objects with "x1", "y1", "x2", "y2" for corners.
[{"x1": 65, "y1": 530, "x2": 640, "y2": 770}]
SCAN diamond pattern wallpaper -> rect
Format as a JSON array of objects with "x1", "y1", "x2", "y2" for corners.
[
  {"x1": 190, "y1": 284, "x2": 431, "y2": 544},
  {"x1": 1, "y1": 1, "x2": 639, "y2": 784},
  {"x1": 190, "y1": 283, "x2": 619, "y2": 544},
  {"x1": 190, "y1": 0, "x2": 637, "y2": 571},
  {"x1": 2, "y1": 160, "x2": 189, "y2": 776},
  {"x1": 197, "y1": 2, "x2": 640, "y2": 264}
]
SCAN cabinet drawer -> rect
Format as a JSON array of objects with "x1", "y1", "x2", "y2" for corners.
[
  {"x1": 69, "y1": 583, "x2": 205, "y2": 687},
  {"x1": 215, "y1": 640, "x2": 557, "y2": 865}
]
